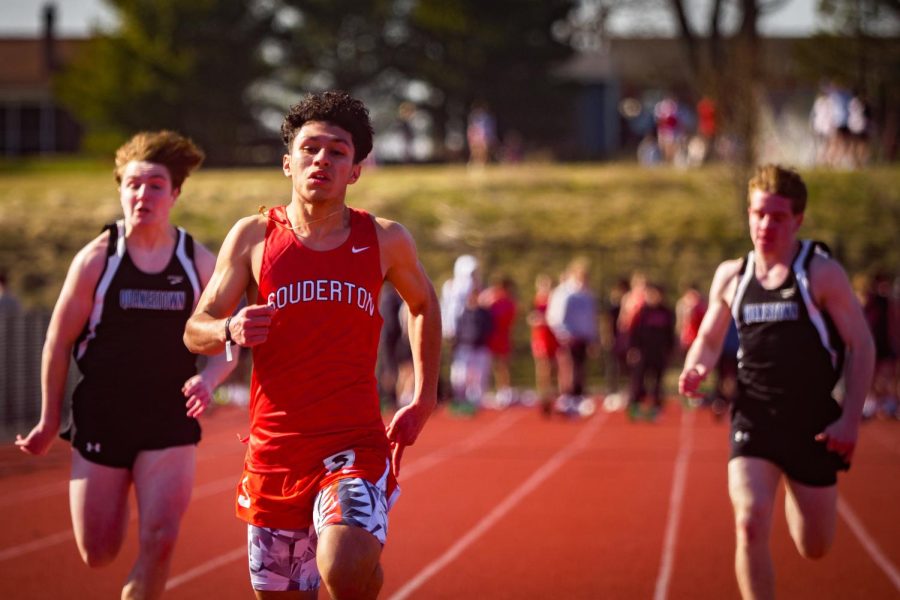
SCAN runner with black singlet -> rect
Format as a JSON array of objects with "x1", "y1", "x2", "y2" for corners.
[
  {"x1": 679, "y1": 164, "x2": 874, "y2": 600},
  {"x1": 67, "y1": 220, "x2": 206, "y2": 466},
  {"x1": 16, "y1": 131, "x2": 237, "y2": 600},
  {"x1": 729, "y1": 240, "x2": 848, "y2": 485}
]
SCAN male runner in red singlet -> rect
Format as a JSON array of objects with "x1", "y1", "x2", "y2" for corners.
[
  {"x1": 184, "y1": 91, "x2": 441, "y2": 599},
  {"x1": 679, "y1": 164, "x2": 874, "y2": 599}
]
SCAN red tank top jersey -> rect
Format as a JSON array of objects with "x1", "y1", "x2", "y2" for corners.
[{"x1": 248, "y1": 206, "x2": 387, "y2": 473}]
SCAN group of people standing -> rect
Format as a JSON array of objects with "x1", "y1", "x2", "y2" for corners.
[
  {"x1": 810, "y1": 80, "x2": 872, "y2": 169},
  {"x1": 526, "y1": 267, "x2": 679, "y2": 422},
  {"x1": 10, "y1": 85, "x2": 889, "y2": 600},
  {"x1": 438, "y1": 255, "x2": 517, "y2": 413}
]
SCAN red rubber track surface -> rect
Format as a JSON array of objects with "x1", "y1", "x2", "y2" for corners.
[{"x1": 1, "y1": 402, "x2": 898, "y2": 599}]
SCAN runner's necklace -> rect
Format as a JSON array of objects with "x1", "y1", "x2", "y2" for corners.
[{"x1": 258, "y1": 205, "x2": 346, "y2": 233}]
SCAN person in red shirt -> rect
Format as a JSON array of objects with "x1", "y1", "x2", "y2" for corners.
[
  {"x1": 480, "y1": 274, "x2": 517, "y2": 407},
  {"x1": 184, "y1": 91, "x2": 441, "y2": 599},
  {"x1": 675, "y1": 283, "x2": 707, "y2": 356},
  {"x1": 529, "y1": 273, "x2": 559, "y2": 415}
]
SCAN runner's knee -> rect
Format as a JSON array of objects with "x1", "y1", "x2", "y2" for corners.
[
  {"x1": 793, "y1": 531, "x2": 833, "y2": 560},
  {"x1": 733, "y1": 502, "x2": 772, "y2": 546},
  {"x1": 319, "y1": 559, "x2": 382, "y2": 600},
  {"x1": 316, "y1": 525, "x2": 383, "y2": 600},
  {"x1": 74, "y1": 529, "x2": 123, "y2": 568},
  {"x1": 78, "y1": 544, "x2": 118, "y2": 569},
  {"x1": 138, "y1": 522, "x2": 180, "y2": 558}
]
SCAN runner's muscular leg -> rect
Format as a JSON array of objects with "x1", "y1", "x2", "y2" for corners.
[
  {"x1": 316, "y1": 524, "x2": 383, "y2": 600},
  {"x1": 784, "y1": 479, "x2": 837, "y2": 559},
  {"x1": 69, "y1": 450, "x2": 132, "y2": 568},
  {"x1": 122, "y1": 445, "x2": 196, "y2": 600},
  {"x1": 728, "y1": 457, "x2": 782, "y2": 600}
]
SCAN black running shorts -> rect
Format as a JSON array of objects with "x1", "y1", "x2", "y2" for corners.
[{"x1": 729, "y1": 399, "x2": 849, "y2": 487}]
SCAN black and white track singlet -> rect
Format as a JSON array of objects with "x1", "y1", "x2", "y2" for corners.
[
  {"x1": 731, "y1": 240, "x2": 845, "y2": 428},
  {"x1": 71, "y1": 221, "x2": 201, "y2": 426}
]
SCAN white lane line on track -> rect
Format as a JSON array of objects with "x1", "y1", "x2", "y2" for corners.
[
  {"x1": 0, "y1": 474, "x2": 237, "y2": 562},
  {"x1": 163, "y1": 409, "x2": 527, "y2": 591},
  {"x1": 387, "y1": 412, "x2": 608, "y2": 600},
  {"x1": 0, "y1": 480, "x2": 67, "y2": 508},
  {"x1": 165, "y1": 548, "x2": 247, "y2": 591},
  {"x1": 400, "y1": 410, "x2": 526, "y2": 479},
  {"x1": 866, "y1": 427, "x2": 900, "y2": 457},
  {"x1": 2, "y1": 435, "x2": 245, "y2": 507},
  {"x1": 653, "y1": 408, "x2": 695, "y2": 600},
  {"x1": 838, "y1": 495, "x2": 900, "y2": 591},
  {"x1": 0, "y1": 530, "x2": 74, "y2": 562}
]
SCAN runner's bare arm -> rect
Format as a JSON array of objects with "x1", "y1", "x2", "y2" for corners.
[
  {"x1": 679, "y1": 259, "x2": 742, "y2": 398},
  {"x1": 184, "y1": 217, "x2": 273, "y2": 355},
  {"x1": 16, "y1": 235, "x2": 107, "y2": 454},
  {"x1": 377, "y1": 218, "x2": 441, "y2": 472},
  {"x1": 811, "y1": 256, "x2": 875, "y2": 457},
  {"x1": 181, "y1": 242, "x2": 240, "y2": 417}
]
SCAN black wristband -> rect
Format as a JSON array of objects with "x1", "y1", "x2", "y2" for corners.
[{"x1": 225, "y1": 316, "x2": 234, "y2": 344}]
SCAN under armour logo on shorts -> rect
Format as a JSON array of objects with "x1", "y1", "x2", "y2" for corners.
[
  {"x1": 323, "y1": 450, "x2": 356, "y2": 473},
  {"x1": 734, "y1": 431, "x2": 751, "y2": 443},
  {"x1": 85, "y1": 442, "x2": 101, "y2": 453}
]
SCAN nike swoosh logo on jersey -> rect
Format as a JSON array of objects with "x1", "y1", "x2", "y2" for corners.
[
  {"x1": 352, "y1": 246, "x2": 370, "y2": 254},
  {"x1": 167, "y1": 275, "x2": 184, "y2": 285}
]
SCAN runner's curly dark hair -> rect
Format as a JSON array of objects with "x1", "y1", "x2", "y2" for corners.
[{"x1": 281, "y1": 91, "x2": 374, "y2": 164}]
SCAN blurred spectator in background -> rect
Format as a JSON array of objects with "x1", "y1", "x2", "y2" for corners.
[
  {"x1": 601, "y1": 278, "x2": 630, "y2": 411},
  {"x1": 627, "y1": 283, "x2": 675, "y2": 421},
  {"x1": 811, "y1": 81, "x2": 854, "y2": 168},
  {"x1": 828, "y1": 83, "x2": 852, "y2": 167},
  {"x1": 480, "y1": 275, "x2": 517, "y2": 408},
  {"x1": 861, "y1": 273, "x2": 899, "y2": 419},
  {"x1": 501, "y1": 130, "x2": 525, "y2": 164},
  {"x1": 654, "y1": 96, "x2": 682, "y2": 163},
  {"x1": 450, "y1": 287, "x2": 493, "y2": 414},
  {"x1": 618, "y1": 271, "x2": 648, "y2": 347},
  {"x1": 810, "y1": 84, "x2": 835, "y2": 166},
  {"x1": 847, "y1": 91, "x2": 872, "y2": 169},
  {"x1": 394, "y1": 101, "x2": 417, "y2": 164},
  {"x1": 0, "y1": 270, "x2": 21, "y2": 313},
  {"x1": 467, "y1": 101, "x2": 498, "y2": 168},
  {"x1": 441, "y1": 254, "x2": 480, "y2": 341},
  {"x1": 695, "y1": 95, "x2": 717, "y2": 163},
  {"x1": 676, "y1": 283, "x2": 707, "y2": 357},
  {"x1": 529, "y1": 273, "x2": 559, "y2": 416},
  {"x1": 547, "y1": 258, "x2": 598, "y2": 416},
  {"x1": 637, "y1": 133, "x2": 662, "y2": 167},
  {"x1": 396, "y1": 302, "x2": 415, "y2": 408},
  {"x1": 440, "y1": 254, "x2": 479, "y2": 403},
  {"x1": 377, "y1": 283, "x2": 409, "y2": 409}
]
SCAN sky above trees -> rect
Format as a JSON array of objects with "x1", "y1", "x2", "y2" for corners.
[{"x1": 2, "y1": 0, "x2": 822, "y2": 37}]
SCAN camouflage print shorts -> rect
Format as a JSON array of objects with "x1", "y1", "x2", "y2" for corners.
[{"x1": 247, "y1": 473, "x2": 393, "y2": 592}]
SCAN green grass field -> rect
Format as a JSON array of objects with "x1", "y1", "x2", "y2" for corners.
[
  {"x1": 2, "y1": 160, "x2": 898, "y2": 389},
  {"x1": 2, "y1": 161, "x2": 898, "y2": 309}
]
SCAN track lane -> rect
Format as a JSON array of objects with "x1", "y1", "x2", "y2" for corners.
[{"x1": 1, "y1": 402, "x2": 898, "y2": 599}]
